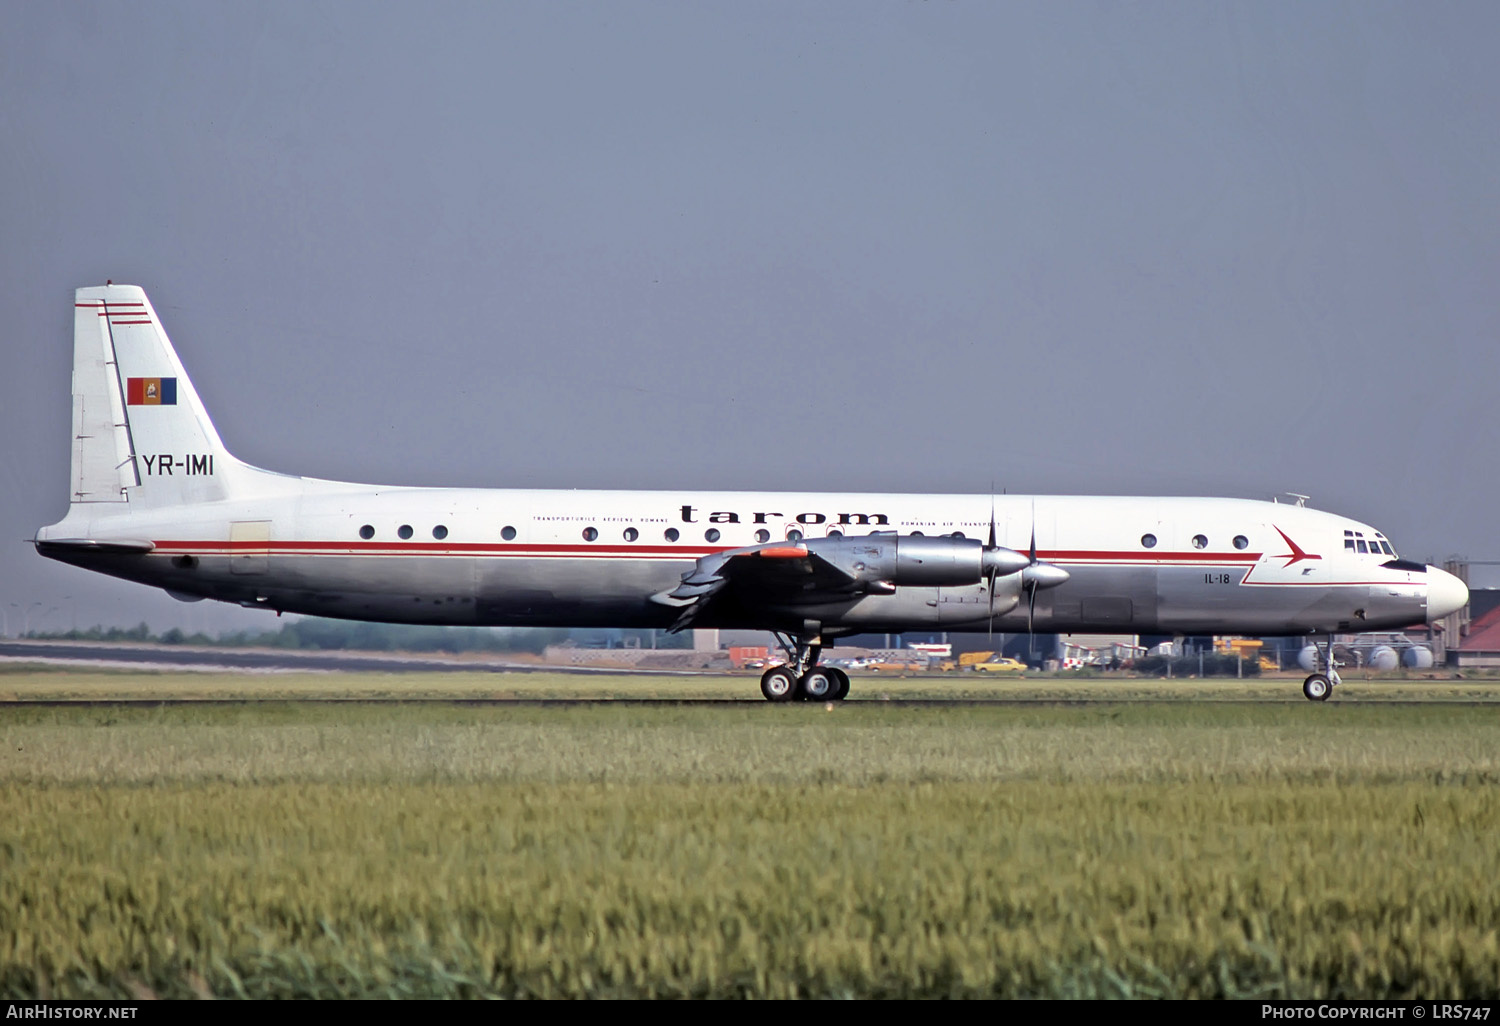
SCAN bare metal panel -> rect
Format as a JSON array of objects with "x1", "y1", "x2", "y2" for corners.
[{"x1": 229, "y1": 521, "x2": 271, "y2": 575}]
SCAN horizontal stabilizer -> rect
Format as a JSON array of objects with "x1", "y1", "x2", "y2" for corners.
[{"x1": 33, "y1": 538, "x2": 156, "y2": 554}]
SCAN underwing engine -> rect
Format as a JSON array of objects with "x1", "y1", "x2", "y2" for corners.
[{"x1": 798, "y1": 533, "x2": 1031, "y2": 590}]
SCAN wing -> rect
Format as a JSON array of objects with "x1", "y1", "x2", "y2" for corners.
[
  {"x1": 652, "y1": 534, "x2": 1035, "y2": 632},
  {"x1": 653, "y1": 541, "x2": 866, "y2": 631}
]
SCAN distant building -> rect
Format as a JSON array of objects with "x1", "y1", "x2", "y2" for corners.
[
  {"x1": 1060, "y1": 634, "x2": 1144, "y2": 667},
  {"x1": 1469, "y1": 588, "x2": 1500, "y2": 624},
  {"x1": 1453, "y1": 605, "x2": 1500, "y2": 669}
]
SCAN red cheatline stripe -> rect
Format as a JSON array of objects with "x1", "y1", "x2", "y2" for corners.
[
  {"x1": 1242, "y1": 580, "x2": 1412, "y2": 587},
  {"x1": 153, "y1": 540, "x2": 719, "y2": 556},
  {"x1": 146, "y1": 539, "x2": 1269, "y2": 565},
  {"x1": 1045, "y1": 549, "x2": 1260, "y2": 562},
  {"x1": 109, "y1": 320, "x2": 152, "y2": 325},
  {"x1": 77, "y1": 302, "x2": 145, "y2": 307}
]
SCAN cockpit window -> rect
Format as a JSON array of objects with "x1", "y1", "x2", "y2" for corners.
[{"x1": 1346, "y1": 529, "x2": 1396, "y2": 557}]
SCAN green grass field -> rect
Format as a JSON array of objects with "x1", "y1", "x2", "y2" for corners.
[{"x1": 1, "y1": 671, "x2": 1498, "y2": 998}]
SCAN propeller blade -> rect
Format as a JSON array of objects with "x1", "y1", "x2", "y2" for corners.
[
  {"x1": 987, "y1": 569, "x2": 996, "y2": 642},
  {"x1": 1026, "y1": 583, "x2": 1036, "y2": 659},
  {"x1": 988, "y1": 491, "x2": 997, "y2": 642}
]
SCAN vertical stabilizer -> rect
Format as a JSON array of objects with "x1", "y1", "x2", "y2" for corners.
[
  {"x1": 70, "y1": 285, "x2": 245, "y2": 509},
  {"x1": 70, "y1": 291, "x2": 135, "y2": 502}
]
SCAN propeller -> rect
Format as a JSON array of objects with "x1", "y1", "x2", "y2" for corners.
[
  {"x1": 1017, "y1": 500, "x2": 1071, "y2": 660},
  {"x1": 979, "y1": 495, "x2": 1029, "y2": 641},
  {"x1": 986, "y1": 494, "x2": 998, "y2": 641},
  {"x1": 1025, "y1": 518, "x2": 1039, "y2": 658},
  {"x1": 975, "y1": 495, "x2": 1063, "y2": 658}
]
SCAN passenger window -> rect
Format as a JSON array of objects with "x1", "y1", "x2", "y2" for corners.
[
  {"x1": 704, "y1": 528, "x2": 721, "y2": 543},
  {"x1": 359, "y1": 525, "x2": 374, "y2": 540},
  {"x1": 582, "y1": 527, "x2": 598, "y2": 541},
  {"x1": 501, "y1": 526, "x2": 517, "y2": 541},
  {"x1": 1233, "y1": 535, "x2": 1248, "y2": 550},
  {"x1": 828, "y1": 530, "x2": 843, "y2": 538},
  {"x1": 665, "y1": 528, "x2": 679, "y2": 542},
  {"x1": 755, "y1": 529, "x2": 770, "y2": 543},
  {"x1": 623, "y1": 527, "x2": 639, "y2": 542},
  {"x1": 1191, "y1": 535, "x2": 1207, "y2": 549},
  {"x1": 398, "y1": 525, "x2": 413, "y2": 540},
  {"x1": 432, "y1": 525, "x2": 448, "y2": 540},
  {"x1": 787, "y1": 529, "x2": 803, "y2": 542},
  {"x1": 1141, "y1": 534, "x2": 1157, "y2": 549}
]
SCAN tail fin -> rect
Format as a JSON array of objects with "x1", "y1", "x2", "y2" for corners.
[{"x1": 70, "y1": 284, "x2": 247, "y2": 509}]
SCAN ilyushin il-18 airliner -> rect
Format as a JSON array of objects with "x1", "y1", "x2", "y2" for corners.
[{"x1": 36, "y1": 285, "x2": 1468, "y2": 702}]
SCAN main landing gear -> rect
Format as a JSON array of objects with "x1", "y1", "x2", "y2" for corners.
[
  {"x1": 1302, "y1": 634, "x2": 1342, "y2": 702},
  {"x1": 759, "y1": 631, "x2": 850, "y2": 703}
]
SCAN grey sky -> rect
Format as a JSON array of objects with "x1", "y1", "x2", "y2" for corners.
[{"x1": 2, "y1": 1, "x2": 1497, "y2": 635}]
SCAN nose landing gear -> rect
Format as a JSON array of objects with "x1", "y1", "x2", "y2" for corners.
[
  {"x1": 1302, "y1": 673, "x2": 1332, "y2": 701},
  {"x1": 1302, "y1": 634, "x2": 1342, "y2": 702}
]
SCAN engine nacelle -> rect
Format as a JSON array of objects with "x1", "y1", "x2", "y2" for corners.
[{"x1": 801, "y1": 534, "x2": 1030, "y2": 589}]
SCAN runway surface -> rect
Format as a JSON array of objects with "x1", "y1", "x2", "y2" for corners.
[
  {"x1": 3, "y1": 640, "x2": 1494, "y2": 706},
  {"x1": 0, "y1": 640, "x2": 691, "y2": 675}
]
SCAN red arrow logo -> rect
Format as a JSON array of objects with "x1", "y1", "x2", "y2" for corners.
[{"x1": 1273, "y1": 526, "x2": 1322, "y2": 567}]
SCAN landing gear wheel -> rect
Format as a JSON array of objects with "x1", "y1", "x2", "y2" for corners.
[
  {"x1": 799, "y1": 669, "x2": 835, "y2": 701},
  {"x1": 1302, "y1": 674, "x2": 1332, "y2": 702},
  {"x1": 828, "y1": 667, "x2": 850, "y2": 701},
  {"x1": 760, "y1": 666, "x2": 797, "y2": 703}
]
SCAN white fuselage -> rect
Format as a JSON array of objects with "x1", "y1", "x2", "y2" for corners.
[{"x1": 37, "y1": 481, "x2": 1461, "y2": 638}]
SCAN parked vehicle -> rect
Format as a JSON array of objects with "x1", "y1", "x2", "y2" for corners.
[
  {"x1": 867, "y1": 660, "x2": 926, "y2": 673},
  {"x1": 971, "y1": 657, "x2": 1027, "y2": 674},
  {"x1": 938, "y1": 651, "x2": 996, "y2": 671}
]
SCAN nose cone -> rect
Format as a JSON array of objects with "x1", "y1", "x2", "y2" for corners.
[
  {"x1": 1426, "y1": 566, "x2": 1469, "y2": 622},
  {"x1": 1022, "y1": 562, "x2": 1071, "y2": 589},
  {"x1": 982, "y1": 546, "x2": 1031, "y2": 576}
]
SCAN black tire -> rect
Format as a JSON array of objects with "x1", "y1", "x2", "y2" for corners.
[
  {"x1": 799, "y1": 669, "x2": 835, "y2": 701},
  {"x1": 829, "y1": 667, "x2": 850, "y2": 701},
  {"x1": 760, "y1": 666, "x2": 797, "y2": 702},
  {"x1": 1302, "y1": 674, "x2": 1332, "y2": 702}
]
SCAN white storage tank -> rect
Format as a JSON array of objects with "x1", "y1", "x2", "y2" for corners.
[{"x1": 1402, "y1": 645, "x2": 1435, "y2": 669}]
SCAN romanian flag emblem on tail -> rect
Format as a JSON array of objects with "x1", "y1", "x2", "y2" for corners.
[{"x1": 126, "y1": 377, "x2": 177, "y2": 405}]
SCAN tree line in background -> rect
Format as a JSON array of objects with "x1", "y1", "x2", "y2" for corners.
[{"x1": 22, "y1": 620, "x2": 689, "y2": 654}]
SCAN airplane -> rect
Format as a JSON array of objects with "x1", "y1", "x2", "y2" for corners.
[{"x1": 35, "y1": 284, "x2": 1469, "y2": 703}]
